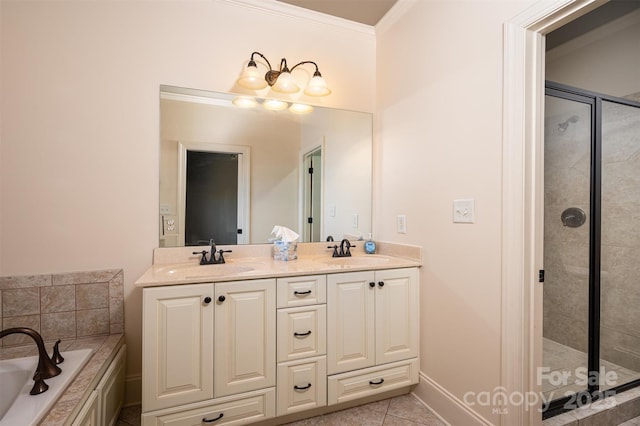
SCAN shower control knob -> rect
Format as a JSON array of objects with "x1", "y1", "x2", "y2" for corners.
[
  {"x1": 218, "y1": 295, "x2": 226, "y2": 303},
  {"x1": 203, "y1": 297, "x2": 212, "y2": 304}
]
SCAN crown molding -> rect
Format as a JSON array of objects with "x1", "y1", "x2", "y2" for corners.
[
  {"x1": 375, "y1": 0, "x2": 417, "y2": 34},
  {"x1": 216, "y1": 0, "x2": 375, "y2": 38}
]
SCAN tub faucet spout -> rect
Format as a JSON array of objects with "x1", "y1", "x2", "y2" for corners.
[{"x1": 0, "y1": 327, "x2": 62, "y2": 394}]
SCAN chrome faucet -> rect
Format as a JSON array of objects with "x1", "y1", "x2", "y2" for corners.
[
  {"x1": 0, "y1": 327, "x2": 62, "y2": 395},
  {"x1": 192, "y1": 238, "x2": 233, "y2": 264}
]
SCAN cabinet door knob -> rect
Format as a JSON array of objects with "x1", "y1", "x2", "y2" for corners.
[
  {"x1": 369, "y1": 378, "x2": 384, "y2": 385},
  {"x1": 202, "y1": 413, "x2": 224, "y2": 423},
  {"x1": 294, "y1": 383, "x2": 312, "y2": 390},
  {"x1": 218, "y1": 295, "x2": 226, "y2": 303},
  {"x1": 369, "y1": 282, "x2": 375, "y2": 288},
  {"x1": 378, "y1": 281, "x2": 385, "y2": 287},
  {"x1": 203, "y1": 296, "x2": 212, "y2": 304}
]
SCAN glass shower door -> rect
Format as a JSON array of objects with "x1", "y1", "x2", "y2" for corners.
[
  {"x1": 599, "y1": 99, "x2": 640, "y2": 392},
  {"x1": 543, "y1": 93, "x2": 593, "y2": 404}
]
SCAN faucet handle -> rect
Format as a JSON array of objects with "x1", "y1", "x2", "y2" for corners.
[
  {"x1": 327, "y1": 245, "x2": 339, "y2": 257},
  {"x1": 51, "y1": 340, "x2": 64, "y2": 364},
  {"x1": 217, "y1": 249, "x2": 232, "y2": 264},
  {"x1": 192, "y1": 250, "x2": 209, "y2": 265},
  {"x1": 30, "y1": 372, "x2": 49, "y2": 395}
]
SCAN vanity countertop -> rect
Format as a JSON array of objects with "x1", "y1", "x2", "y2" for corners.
[
  {"x1": 0, "y1": 333, "x2": 124, "y2": 426},
  {"x1": 135, "y1": 241, "x2": 422, "y2": 287}
]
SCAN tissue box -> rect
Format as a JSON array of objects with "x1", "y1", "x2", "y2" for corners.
[{"x1": 273, "y1": 241, "x2": 297, "y2": 261}]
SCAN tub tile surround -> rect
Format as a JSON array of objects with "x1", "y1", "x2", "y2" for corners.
[
  {"x1": 0, "y1": 269, "x2": 125, "y2": 425},
  {"x1": 0, "y1": 269, "x2": 124, "y2": 346}
]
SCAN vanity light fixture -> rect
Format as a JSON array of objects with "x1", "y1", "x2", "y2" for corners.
[
  {"x1": 232, "y1": 96, "x2": 258, "y2": 108},
  {"x1": 237, "y1": 51, "x2": 331, "y2": 96},
  {"x1": 262, "y1": 99, "x2": 288, "y2": 111},
  {"x1": 289, "y1": 103, "x2": 313, "y2": 114}
]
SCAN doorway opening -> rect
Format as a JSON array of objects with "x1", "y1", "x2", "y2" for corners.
[
  {"x1": 302, "y1": 147, "x2": 322, "y2": 242},
  {"x1": 178, "y1": 142, "x2": 250, "y2": 246}
]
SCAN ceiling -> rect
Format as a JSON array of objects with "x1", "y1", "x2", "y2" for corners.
[{"x1": 276, "y1": 0, "x2": 398, "y2": 26}]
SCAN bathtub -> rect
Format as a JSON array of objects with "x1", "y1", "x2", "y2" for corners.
[{"x1": 0, "y1": 348, "x2": 93, "y2": 425}]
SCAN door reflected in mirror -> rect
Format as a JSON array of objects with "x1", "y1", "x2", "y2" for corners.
[{"x1": 159, "y1": 85, "x2": 372, "y2": 246}]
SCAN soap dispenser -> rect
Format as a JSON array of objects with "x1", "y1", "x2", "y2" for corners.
[{"x1": 364, "y1": 233, "x2": 376, "y2": 254}]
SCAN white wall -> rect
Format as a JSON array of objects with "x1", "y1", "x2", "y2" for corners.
[
  {"x1": 376, "y1": 0, "x2": 534, "y2": 423},
  {"x1": 0, "y1": 0, "x2": 375, "y2": 399}
]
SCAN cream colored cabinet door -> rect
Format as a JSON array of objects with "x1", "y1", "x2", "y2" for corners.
[
  {"x1": 374, "y1": 268, "x2": 419, "y2": 365},
  {"x1": 214, "y1": 279, "x2": 276, "y2": 397},
  {"x1": 72, "y1": 390, "x2": 99, "y2": 426},
  {"x1": 142, "y1": 284, "x2": 214, "y2": 412},
  {"x1": 327, "y1": 271, "x2": 375, "y2": 374}
]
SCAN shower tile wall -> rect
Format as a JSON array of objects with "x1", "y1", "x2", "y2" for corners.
[
  {"x1": 544, "y1": 93, "x2": 640, "y2": 385},
  {"x1": 600, "y1": 98, "x2": 640, "y2": 373}
]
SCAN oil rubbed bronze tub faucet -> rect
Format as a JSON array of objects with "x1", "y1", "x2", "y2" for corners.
[{"x1": 0, "y1": 327, "x2": 62, "y2": 394}]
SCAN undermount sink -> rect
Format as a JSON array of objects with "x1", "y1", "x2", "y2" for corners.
[
  {"x1": 322, "y1": 255, "x2": 391, "y2": 266},
  {"x1": 155, "y1": 263, "x2": 255, "y2": 279}
]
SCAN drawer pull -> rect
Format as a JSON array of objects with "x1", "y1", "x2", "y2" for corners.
[
  {"x1": 294, "y1": 383, "x2": 312, "y2": 390},
  {"x1": 369, "y1": 378, "x2": 385, "y2": 385},
  {"x1": 294, "y1": 290, "x2": 312, "y2": 296},
  {"x1": 202, "y1": 413, "x2": 223, "y2": 423},
  {"x1": 294, "y1": 330, "x2": 312, "y2": 337}
]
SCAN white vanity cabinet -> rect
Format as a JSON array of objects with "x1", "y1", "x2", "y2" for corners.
[
  {"x1": 276, "y1": 275, "x2": 327, "y2": 416},
  {"x1": 140, "y1": 263, "x2": 419, "y2": 424},
  {"x1": 327, "y1": 268, "x2": 419, "y2": 405},
  {"x1": 142, "y1": 279, "x2": 276, "y2": 424}
]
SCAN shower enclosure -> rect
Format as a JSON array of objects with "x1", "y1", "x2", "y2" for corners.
[{"x1": 543, "y1": 82, "x2": 640, "y2": 417}]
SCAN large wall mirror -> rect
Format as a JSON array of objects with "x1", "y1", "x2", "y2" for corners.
[{"x1": 159, "y1": 85, "x2": 372, "y2": 246}]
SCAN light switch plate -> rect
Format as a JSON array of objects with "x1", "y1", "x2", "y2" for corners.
[{"x1": 453, "y1": 199, "x2": 475, "y2": 223}]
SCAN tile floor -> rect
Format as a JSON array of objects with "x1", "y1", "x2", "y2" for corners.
[
  {"x1": 115, "y1": 394, "x2": 445, "y2": 426},
  {"x1": 543, "y1": 338, "x2": 640, "y2": 401}
]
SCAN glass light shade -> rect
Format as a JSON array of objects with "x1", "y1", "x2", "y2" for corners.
[
  {"x1": 289, "y1": 103, "x2": 313, "y2": 114},
  {"x1": 237, "y1": 65, "x2": 268, "y2": 90},
  {"x1": 304, "y1": 75, "x2": 331, "y2": 96},
  {"x1": 272, "y1": 71, "x2": 300, "y2": 94},
  {"x1": 262, "y1": 99, "x2": 288, "y2": 111},
  {"x1": 232, "y1": 96, "x2": 258, "y2": 108}
]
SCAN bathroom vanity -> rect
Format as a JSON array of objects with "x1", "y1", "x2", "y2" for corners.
[{"x1": 136, "y1": 242, "x2": 421, "y2": 425}]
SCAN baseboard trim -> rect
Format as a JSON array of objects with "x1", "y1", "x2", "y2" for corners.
[
  {"x1": 124, "y1": 374, "x2": 142, "y2": 407},
  {"x1": 413, "y1": 372, "x2": 493, "y2": 426}
]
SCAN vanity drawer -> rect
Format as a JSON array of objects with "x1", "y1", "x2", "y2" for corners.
[
  {"x1": 277, "y1": 275, "x2": 326, "y2": 308},
  {"x1": 141, "y1": 388, "x2": 275, "y2": 426},
  {"x1": 277, "y1": 305, "x2": 326, "y2": 362},
  {"x1": 277, "y1": 356, "x2": 327, "y2": 416},
  {"x1": 327, "y1": 358, "x2": 418, "y2": 405}
]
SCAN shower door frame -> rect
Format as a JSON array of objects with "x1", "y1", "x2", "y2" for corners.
[{"x1": 544, "y1": 81, "x2": 640, "y2": 418}]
